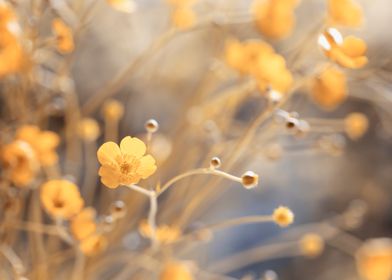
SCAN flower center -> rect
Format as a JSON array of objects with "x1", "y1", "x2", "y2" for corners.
[
  {"x1": 53, "y1": 198, "x2": 64, "y2": 208},
  {"x1": 120, "y1": 162, "x2": 131, "y2": 174}
]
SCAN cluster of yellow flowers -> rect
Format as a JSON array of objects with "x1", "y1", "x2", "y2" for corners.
[{"x1": 225, "y1": 39, "x2": 293, "y2": 94}]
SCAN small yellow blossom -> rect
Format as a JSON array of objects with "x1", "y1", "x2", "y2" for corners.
[
  {"x1": 310, "y1": 66, "x2": 348, "y2": 110},
  {"x1": 40, "y1": 180, "x2": 84, "y2": 219},
  {"x1": 52, "y1": 19, "x2": 74, "y2": 54},
  {"x1": 79, "y1": 234, "x2": 108, "y2": 256},
  {"x1": 224, "y1": 39, "x2": 293, "y2": 93},
  {"x1": 171, "y1": 7, "x2": 196, "y2": 29},
  {"x1": 273, "y1": 206, "x2": 294, "y2": 227},
  {"x1": 327, "y1": 0, "x2": 363, "y2": 27},
  {"x1": 356, "y1": 238, "x2": 392, "y2": 280},
  {"x1": 300, "y1": 233, "x2": 325, "y2": 258},
  {"x1": 106, "y1": 0, "x2": 136, "y2": 13},
  {"x1": 78, "y1": 118, "x2": 100, "y2": 142},
  {"x1": 102, "y1": 99, "x2": 124, "y2": 121},
  {"x1": 97, "y1": 136, "x2": 157, "y2": 188},
  {"x1": 253, "y1": 0, "x2": 300, "y2": 39},
  {"x1": 71, "y1": 207, "x2": 97, "y2": 240},
  {"x1": 139, "y1": 220, "x2": 181, "y2": 244},
  {"x1": 344, "y1": 112, "x2": 368, "y2": 140},
  {"x1": 160, "y1": 262, "x2": 193, "y2": 280},
  {"x1": 16, "y1": 125, "x2": 60, "y2": 167},
  {"x1": 319, "y1": 28, "x2": 368, "y2": 69},
  {"x1": 1, "y1": 140, "x2": 38, "y2": 187}
]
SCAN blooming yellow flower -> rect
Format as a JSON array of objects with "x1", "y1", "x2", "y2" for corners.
[
  {"x1": 97, "y1": 136, "x2": 157, "y2": 188},
  {"x1": 16, "y1": 125, "x2": 60, "y2": 167},
  {"x1": 344, "y1": 112, "x2": 368, "y2": 140},
  {"x1": 40, "y1": 180, "x2": 84, "y2": 219},
  {"x1": 160, "y1": 262, "x2": 193, "y2": 280},
  {"x1": 224, "y1": 39, "x2": 293, "y2": 93},
  {"x1": 327, "y1": 0, "x2": 363, "y2": 27},
  {"x1": 319, "y1": 28, "x2": 368, "y2": 69},
  {"x1": 71, "y1": 207, "x2": 97, "y2": 240},
  {"x1": 253, "y1": 0, "x2": 300, "y2": 39},
  {"x1": 139, "y1": 220, "x2": 181, "y2": 244},
  {"x1": 1, "y1": 140, "x2": 38, "y2": 187},
  {"x1": 52, "y1": 19, "x2": 74, "y2": 54},
  {"x1": 106, "y1": 0, "x2": 136, "y2": 13},
  {"x1": 79, "y1": 234, "x2": 108, "y2": 256},
  {"x1": 356, "y1": 238, "x2": 392, "y2": 280},
  {"x1": 310, "y1": 66, "x2": 347, "y2": 110},
  {"x1": 171, "y1": 7, "x2": 196, "y2": 29}
]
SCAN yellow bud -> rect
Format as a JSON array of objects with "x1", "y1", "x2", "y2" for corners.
[{"x1": 273, "y1": 206, "x2": 294, "y2": 227}]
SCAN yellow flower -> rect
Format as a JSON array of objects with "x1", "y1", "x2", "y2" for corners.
[
  {"x1": 40, "y1": 180, "x2": 84, "y2": 219},
  {"x1": 356, "y1": 238, "x2": 392, "y2": 280},
  {"x1": 344, "y1": 112, "x2": 368, "y2": 140},
  {"x1": 0, "y1": 3, "x2": 28, "y2": 78},
  {"x1": 97, "y1": 136, "x2": 157, "y2": 188},
  {"x1": 171, "y1": 7, "x2": 196, "y2": 29},
  {"x1": 78, "y1": 118, "x2": 100, "y2": 142},
  {"x1": 253, "y1": 0, "x2": 300, "y2": 39},
  {"x1": 310, "y1": 66, "x2": 347, "y2": 110},
  {"x1": 102, "y1": 99, "x2": 124, "y2": 121},
  {"x1": 106, "y1": 0, "x2": 136, "y2": 13},
  {"x1": 318, "y1": 28, "x2": 368, "y2": 69},
  {"x1": 1, "y1": 140, "x2": 39, "y2": 187},
  {"x1": 273, "y1": 206, "x2": 294, "y2": 227},
  {"x1": 327, "y1": 0, "x2": 363, "y2": 27},
  {"x1": 16, "y1": 125, "x2": 60, "y2": 167},
  {"x1": 52, "y1": 19, "x2": 74, "y2": 54},
  {"x1": 139, "y1": 220, "x2": 181, "y2": 244},
  {"x1": 71, "y1": 207, "x2": 97, "y2": 240},
  {"x1": 160, "y1": 262, "x2": 193, "y2": 280},
  {"x1": 224, "y1": 39, "x2": 293, "y2": 93},
  {"x1": 79, "y1": 234, "x2": 108, "y2": 256},
  {"x1": 300, "y1": 233, "x2": 325, "y2": 258}
]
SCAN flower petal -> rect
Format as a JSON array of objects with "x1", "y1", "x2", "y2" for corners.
[
  {"x1": 137, "y1": 155, "x2": 157, "y2": 179},
  {"x1": 99, "y1": 166, "x2": 121, "y2": 188},
  {"x1": 97, "y1": 142, "x2": 121, "y2": 165},
  {"x1": 120, "y1": 136, "x2": 146, "y2": 159}
]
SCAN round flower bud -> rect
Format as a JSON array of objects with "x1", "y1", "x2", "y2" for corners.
[
  {"x1": 300, "y1": 233, "x2": 325, "y2": 258},
  {"x1": 267, "y1": 89, "x2": 283, "y2": 105},
  {"x1": 344, "y1": 112, "x2": 368, "y2": 140},
  {"x1": 241, "y1": 171, "x2": 259, "y2": 189},
  {"x1": 110, "y1": 200, "x2": 127, "y2": 219},
  {"x1": 145, "y1": 119, "x2": 159, "y2": 133},
  {"x1": 273, "y1": 206, "x2": 294, "y2": 227},
  {"x1": 102, "y1": 99, "x2": 124, "y2": 121},
  {"x1": 356, "y1": 238, "x2": 392, "y2": 280},
  {"x1": 78, "y1": 118, "x2": 100, "y2": 142},
  {"x1": 210, "y1": 157, "x2": 221, "y2": 169}
]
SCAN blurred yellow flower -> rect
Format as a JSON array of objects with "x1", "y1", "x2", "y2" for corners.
[
  {"x1": 225, "y1": 39, "x2": 293, "y2": 93},
  {"x1": 319, "y1": 28, "x2": 368, "y2": 69},
  {"x1": 97, "y1": 136, "x2": 157, "y2": 188},
  {"x1": 106, "y1": 0, "x2": 136, "y2": 13},
  {"x1": 16, "y1": 125, "x2": 60, "y2": 167},
  {"x1": 171, "y1": 7, "x2": 196, "y2": 29},
  {"x1": 40, "y1": 180, "x2": 84, "y2": 219},
  {"x1": 79, "y1": 234, "x2": 108, "y2": 256},
  {"x1": 300, "y1": 233, "x2": 325, "y2": 258},
  {"x1": 344, "y1": 112, "x2": 368, "y2": 140},
  {"x1": 71, "y1": 207, "x2": 97, "y2": 240},
  {"x1": 160, "y1": 262, "x2": 193, "y2": 280},
  {"x1": 102, "y1": 99, "x2": 124, "y2": 121},
  {"x1": 166, "y1": 0, "x2": 196, "y2": 6},
  {"x1": 52, "y1": 18, "x2": 74, "y2": 54},
  {"x1": 78, "y1": 118, "x2": 100, "y2": 142},
  {"x1": 310, "y1": 66, "x2": 347, "y2": 110},
  {"x1": 273, "y1": 206, "x2": 294, "y2": 227},
  {"x1": 139, "y1": 220, "x2": 181, "y2": 244},
  {"x1": 1, "y1": 140, "x2": 38, "y2": 187},
  {"x1": 356, "y1": 238, "x2": 392, "y2": 280},
  {"x1": 327, "y1": 0, "x2": 363, "y2": 27},
  {"x1": 253, "y1": 0, "x2": 300, "y2": 39}
]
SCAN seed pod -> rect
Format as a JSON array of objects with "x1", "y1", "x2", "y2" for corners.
[
  {"x1": 210, "y1": 157, "x2": 221, "y2": 169},
  {"x1": 241, "y1": 171, "x2": 259, "y2": 189},
  {"x1": 145, "y1": 119, "x2": 159, "y2": 133}
]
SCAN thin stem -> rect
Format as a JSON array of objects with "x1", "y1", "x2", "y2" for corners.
[{"x1": 158, "y1": 168, "x2": 242, "y2": 197}]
